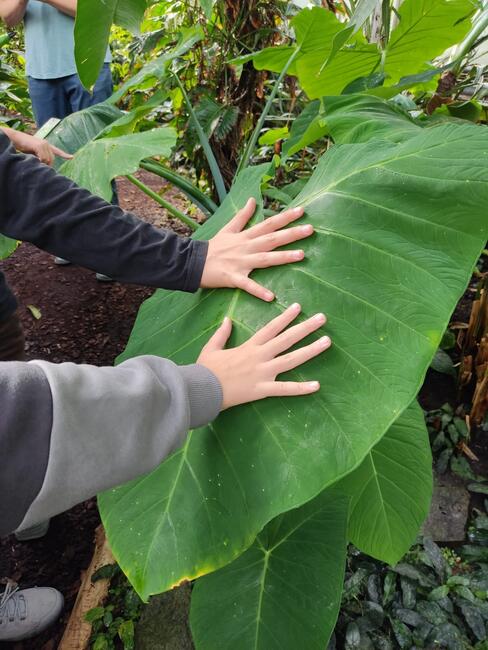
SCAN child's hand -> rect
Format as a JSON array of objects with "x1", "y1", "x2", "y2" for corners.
[
  {"x1": 2, "y1": 127, "x2": 72, "y2": 165},
  {"x1": 197, "y1": 303, "x2": 330, "y2": 410},
  {"x1": 17, "y1": 133, "x2": 72, "y2": 166},
  {"x1": 200, "y1": 198, "x2": 313, "y2": 301}
]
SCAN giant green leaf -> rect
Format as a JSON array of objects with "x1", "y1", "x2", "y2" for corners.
[
  {"x1": 322, "y1": 94, "x2": 422, "y2": 144},
  {"x1": 190, "y1": 490, "x2": 349, "y2": 650},
  {"x1": 75, "y1": 0, "x2": 147, "y2": 88},
  {"x1": 246, "y1": 2, "x2": 472, "y2": 99},
  {"x1": 59, "y1": 128, "x2": 176, "y2": 201},
  {"x1": 384, "y1": 0, "x2": 473, "y2": 83},
  {"x1": 45, "y1": 103, "x2": 124, "y2": 169},
  {"x1": 338, "y1": 401, "x2": 432, "y2": 565},
  {"x1": 100, "y1": 123, "x2": 488, "y2": 600}
]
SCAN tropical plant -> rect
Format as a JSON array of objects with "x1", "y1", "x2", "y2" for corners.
[{"x1": 33, "y1": 2, "x2": 488, "y2": 647}]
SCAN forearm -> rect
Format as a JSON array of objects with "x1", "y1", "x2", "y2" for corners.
[
  {"x1": 1, "y1": 126, "x2": 27, "y2": 151},
  {"x1": 0, "y1": 0, "x2": 27, "y2": 27},
  {"x1": 41, "y1": 0, "x2": 75, "y2": 17},
  {"x1": 0, "y1": 356, "x2": 222, "y2": 536},
  {"x1": 0, "y1": 132, "x2": 208, "y2": 291}
]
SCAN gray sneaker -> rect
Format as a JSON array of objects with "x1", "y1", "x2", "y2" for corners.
[{"x1": 0, "y1": 583, "x2": 64, "y2": 641}]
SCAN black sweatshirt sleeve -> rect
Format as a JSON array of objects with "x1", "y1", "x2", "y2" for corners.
[{"x1": 0, "y1": 132, "x2": 208, "y2": 291}]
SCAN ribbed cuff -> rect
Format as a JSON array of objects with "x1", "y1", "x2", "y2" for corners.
[
  {"x1": 185, "y1": 240, "x2": 209, "y2": 293},
  {"x1": 179, "y1": 363, "x2": 222, "y2": 429}
]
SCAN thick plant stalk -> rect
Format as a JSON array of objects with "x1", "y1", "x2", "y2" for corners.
[
  {"x1": 173, "y1": 73, "x2": 227, "y2": 203},
  {"x1": 126, "y1": 174, "x2": 199, "y2": 231},
  {"x1": 140, "y1": 160, "x2": 218, "y2": 216},
  {"x1": 451, "y1": 8, "x2": 488, "y2": 74},
  {"x1": 237, "y1": 47, "x2": 301, "y2": 174}
]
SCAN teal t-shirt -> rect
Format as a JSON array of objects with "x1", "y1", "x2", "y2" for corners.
[{"x1": 24, "y1": 0, "x2": 111, "y2": 79}]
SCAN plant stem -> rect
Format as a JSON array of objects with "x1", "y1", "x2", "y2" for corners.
[
  {"x1": 126, "y1": 174, "x2": 199, "y2": 231},
  {"x1": 237, "y1": 47, "x2": 301, "y2": 175},
  {"x1": 451, "y1": 9, "x2": 488, "y2": 74},
  {"x1": 140, "y1": 160, "x2": 218, "y2": 215},
  {"x1": 173, "y1": 72, "x2": 227, "y2": 204}
]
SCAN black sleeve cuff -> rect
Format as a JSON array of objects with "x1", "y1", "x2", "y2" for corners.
[{"x1": 184, "y1": 239, "x2": 209, "y2": 293}]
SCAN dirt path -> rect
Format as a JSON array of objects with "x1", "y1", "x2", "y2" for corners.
[{"x1": 0, "y1": 172, "x2": 193, "y2": 650}]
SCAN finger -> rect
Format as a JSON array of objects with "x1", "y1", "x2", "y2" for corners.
[
  {"x1": 202, "y1": 317, "x2": 233, "y2": 352},
  {"x1": 266, "y1": 312, "x2": 327, "y2": 356},
  {"x1": 220, "y1": 198, "x2": 256, "y2": 234},
  {"x1": 51, "y1": 145, "x2": 73, "y2": 160},
  {"x1": 261, "y1": 380, "x2": 321, "y2": 398},
  {"x1": 271, "y1": 335, "x2": 331, "y2": 374},
  {"x1": 247, "y1": 206, "x2": 305, "y2": 238},
  {"x1": 39, "y1": 152, "x2": 54, "y2": 166},
  {"x1": 235, "y1": 275, "x2": 275, "y2": 302},
  {"x1": 248, "y1": 250, "x2": 304, "y2": 269},
  {"x1": 252, "y1": 302, "x2": 302, "y2": 344},
  {"x1": 252, "y1": 224, "x2": 313, "y2": 252}
]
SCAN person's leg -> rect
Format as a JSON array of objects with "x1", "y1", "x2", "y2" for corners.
[
  {"x1": 64, "y1": 62, "x2": 113, "y2": 115},
  {"x1": 27, "y1": 77, "x2": 71, "y2": 128},
  {"x1": 90, "y1": 63, "x2": 114, "y2": 105}
]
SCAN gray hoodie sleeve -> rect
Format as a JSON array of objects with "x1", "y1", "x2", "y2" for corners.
[{"x1": 0, "y1": 357, "x2": 222, "y2": 537}]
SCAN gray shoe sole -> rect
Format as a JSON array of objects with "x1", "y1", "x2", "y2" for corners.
[
  {"x1": 95, "y1": 273, "x2": 113, "y2": 282},
  {"x1": 53, "y1": 257, "x2": 71, "y2": 266}
]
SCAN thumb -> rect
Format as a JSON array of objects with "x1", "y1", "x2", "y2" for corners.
[{"x1": 204, "y1": 317, "x2": 233, "y2": 352}]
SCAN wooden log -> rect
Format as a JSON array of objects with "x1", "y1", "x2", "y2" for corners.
[{"x1": 58, "y1": 525, "x2": 114, "y2": 650}]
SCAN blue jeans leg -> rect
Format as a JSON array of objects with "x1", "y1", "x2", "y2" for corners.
[
  {"x1": 64, "y1": 64, "x2": 114, "y2": 113},
  {"x1": 27, "y1": 76, "x2": 72, "y2": 127}
]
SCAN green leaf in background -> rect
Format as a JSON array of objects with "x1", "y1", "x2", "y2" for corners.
[
  {"x1": 322, "y1": 95, "x2": 422, "y2": 144},
  {"x1": 295, "y1": 38, "x2": 380, "y2": 99},
  {"x1": 98, "y1": 91, "x2": 169, "y2": 138},
  {"x1": 59, "y1": 128, "x2": 176, "y2": 201},
  {"x1": 338, "y1": 401, "x2": 432, "y2": 565},
  {"x1": 190, "y1": 490, "x2": 349, "y2": 650},
  {"x1": 100, "y1": 122, "x2": 488, "y2": 600},
  {"x1": 247, "y1": 2, "x2": 473, "y2": 99},
  {"x1": 258, "y1": 127, "x2": 289, "y2": 146},
  {"x1": 430, "y1": 349, "x2": 456, "y2": 377},
  {"x1": 0, "y1": 235, "x2": 19, "y2": 260},
  {"x1": 281, "y1": 100, "x2": 328, "y2": 160},
  {"x1": 74, "y1": 0, "x2": 147, "y2": 88},
  {"x1": 384, "y1": 0, "x2": 473, "y2": 83},
  {"x1": 199, "y1": 0, "x2": 216, "y2": 20},
  {"x1": 109, "y1": 26, "x2": 204, "y2": 104},
  {"x1": 45, "y1": 102, "x2": 124, "y2": 168}
]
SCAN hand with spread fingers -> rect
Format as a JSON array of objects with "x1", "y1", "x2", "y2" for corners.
[
  {"x1": 200, "y1": 198, "x2": 313, "y2": 301},
  {"x1": 198, "y1": 303, "x2": 331, "y2": 410}
]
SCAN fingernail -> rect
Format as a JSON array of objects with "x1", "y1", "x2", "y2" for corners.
[
  {"x1": 293, "y1": 250, "x2": 304, "y2": 260},
  {"x1": 293, "y1": 206, "x2": 304, "y2": 214},
  {"x1": 319, "y1": 336, "x2": 331, "y2": 348},
  {"x1": 265, "y1": 291, "x2": 274, "y2": 301},
  {"x1": 308, "y1": 381, "x2": 320, "y2": 391},
  {"x1": 291, "y1": 302, "x2": 301, "y2": 311},
  {"x1": 314, "y1": 313, "x2": 326, "y2": 323},
  {"x1": 300, "y1": 225, "x2": 313, "y2": 234}
]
